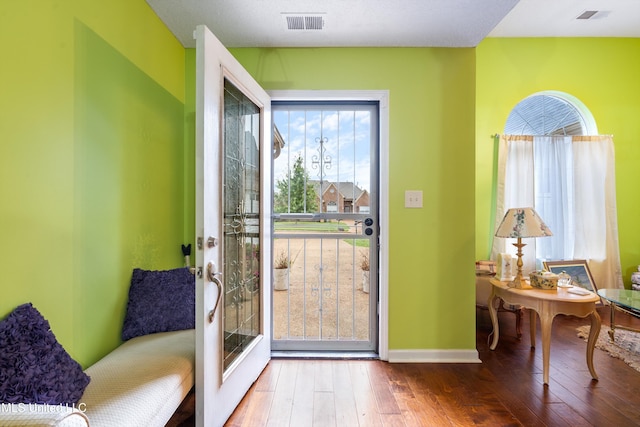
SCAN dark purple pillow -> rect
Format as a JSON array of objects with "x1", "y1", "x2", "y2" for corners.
[
  {"x1": 0, "y1": 303, "x2": 90, "y2": 405},
  {"x1": 121, "y1": 267, "x2": 195, "y2": 341}
]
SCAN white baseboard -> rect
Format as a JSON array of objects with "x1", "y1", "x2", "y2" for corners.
[{"x1": 387, "y1": 349, "x2": 481, "y2": 363}]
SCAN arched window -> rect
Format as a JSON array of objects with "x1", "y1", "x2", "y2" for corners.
[
  {"x1": 493, "y1": 92, "x2": 622, "y2": 289},
  {"x1": 504, "y1": 91, "x2": 598, "y2": 136}
]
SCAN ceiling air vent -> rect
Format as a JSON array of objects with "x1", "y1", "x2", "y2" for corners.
[
  {"x1": 283, "y1": 14, "x2": 325, "y2": 31},
  {"x1": 576, "y1": 10, "x2": 611, "y2": 20},
  {"x1": 577, "y1": 10, "x2": 598, "y2": 20}
]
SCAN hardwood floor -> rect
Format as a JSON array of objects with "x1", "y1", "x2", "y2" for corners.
[{"x1": 181, "y1": 305, "x2": 640, "y2": 426}]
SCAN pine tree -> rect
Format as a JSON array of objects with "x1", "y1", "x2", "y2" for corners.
[{"x1": 274, "y1": 156, "x2": 318, "y2": 213}]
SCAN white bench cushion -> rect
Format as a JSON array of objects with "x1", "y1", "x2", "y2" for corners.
[
  {"x1": 81, "y1": 329, "x2": 194, "y2": 427},
  {"x1": 0, "y1": 405, "x2": 89, "y2": 426}
]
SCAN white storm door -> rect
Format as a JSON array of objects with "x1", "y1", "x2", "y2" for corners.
[{"x1": 195, "y1": 25, "x2": 272, "y2": 427}]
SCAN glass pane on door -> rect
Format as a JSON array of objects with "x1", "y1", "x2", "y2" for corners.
[{"x1": 223, "y1": 79, "x2": 261, "y2": 370}]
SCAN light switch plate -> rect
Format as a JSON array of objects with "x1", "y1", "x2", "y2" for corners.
[{"x1": 405, "y1": 190, "x2": 423, "y2": 208}]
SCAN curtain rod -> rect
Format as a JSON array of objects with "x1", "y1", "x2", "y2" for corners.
[{"x1": 492, "y1": 134, "x2": 613, "y2": 138}]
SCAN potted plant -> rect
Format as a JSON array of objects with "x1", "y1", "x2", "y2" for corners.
[
  {"x1": 359, "y1": 252, "x2": 370, "y2": 293},
  {"x1": 273, "y1": 250, "x2": 293, "y2": 291}
]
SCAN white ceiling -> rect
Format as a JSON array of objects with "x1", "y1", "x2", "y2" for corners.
[{"x1": 146, "y1": 0, "x2": 640, "y2": 48}]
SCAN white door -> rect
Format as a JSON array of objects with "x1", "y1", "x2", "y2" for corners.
[{"x1": 195, "y1": 25, "x2": 272, "y2": 427}]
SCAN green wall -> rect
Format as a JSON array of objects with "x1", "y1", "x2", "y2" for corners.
[
  {"x1": 475, "y1": 38, "x2": 640, "y2": 287},
  {"x1": 227, "y1": 47, "x2": 478, "y2": 350},
  {"x1": 21, "y1": 1, "x2": 640, "y2": 365},
  {"x1": 5, "y1": 2, "x2": 638, "y2": 365},
  {"x1": 1, "y1": 1, "x2": 479, "y2": 368},
  {"x1": 0, "y1": 1, "x2": 186, "y2": 366}
]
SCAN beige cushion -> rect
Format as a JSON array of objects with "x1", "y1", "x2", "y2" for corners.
[
  {"x1": 81, "y1": 329, "x2": 195, "y2": 427},
  {"x1": 0, "y1": 405, "x2": 89, "y2": 426}
]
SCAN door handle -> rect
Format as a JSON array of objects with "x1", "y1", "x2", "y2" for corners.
[{"x1": 207, "y1": 262, "x2": 223, "y2": 323}]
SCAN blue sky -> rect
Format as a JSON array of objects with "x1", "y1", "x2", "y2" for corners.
[{"x1": 273, "y1": 107, "x2": 372, "y2": 193}]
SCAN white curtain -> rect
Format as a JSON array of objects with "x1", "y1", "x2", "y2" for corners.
[
  {"x1": 492, "y1": 135, "x2": 623, "y2": 289},
  {"x1": 534, "y1": 136, "x2": 574, "y2": 261},
  {"x1": 493, "y1": 136, "x2": 536, "y2": 271}
]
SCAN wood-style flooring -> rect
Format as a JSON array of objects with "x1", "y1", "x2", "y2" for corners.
[{"x1": 178, "y1": 305, "x2": 640, "y2": 426}]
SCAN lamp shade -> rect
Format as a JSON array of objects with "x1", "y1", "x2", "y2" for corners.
[{"x1": 495, "y1": 208, "x2": 553, "y2": 238}]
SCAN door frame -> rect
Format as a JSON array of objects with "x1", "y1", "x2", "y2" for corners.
[{"x1": 269, "y1": 90, "x2": 389, "y2": 360}]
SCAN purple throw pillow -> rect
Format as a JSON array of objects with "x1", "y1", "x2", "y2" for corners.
[
  {"x1": 121, "y1": 267, "x2": 195, "y2": 341},
  {"x1": 0, "y1": 303, "x2": 90, "y2": 405}
]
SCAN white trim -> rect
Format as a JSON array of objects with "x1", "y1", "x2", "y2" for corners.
[
  {"x1": 388, "y1": 349, "x2": 481, "y2": 364},
  {"x1": 269, "y1": 89, "x2": 390, "y2": 361},
  {"x1": 270, "y1": 90, "x2": 387, "y2": 103}
]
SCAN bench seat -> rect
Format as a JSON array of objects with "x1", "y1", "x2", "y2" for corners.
[
  {"x1": 0, "y1": 329, "x2": 195, "y2": 427},
  {"x1": 82, "y1": 329, "x2": 195, "y2": 427}
]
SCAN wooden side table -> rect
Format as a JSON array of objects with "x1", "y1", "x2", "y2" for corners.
[
  {"x1": 476, "y1": 274, "x2": 523, "y2": 338},
  {"x1": 488, "y1": 278, "x2": 601, "y2": 385}
]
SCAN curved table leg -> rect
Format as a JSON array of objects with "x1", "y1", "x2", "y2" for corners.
[
  {"x1": 488, "y1": 292, "x2": 500, "y2": 350},
  {"x1": 587, "y1": 310, "x2": 601, "y2": 381},
  {"x1": 529, "y1": 309, "x2": 536, "y2": 348},
  {"x1": 539, "y1": 306, "x2": 554, "y2": 385}
]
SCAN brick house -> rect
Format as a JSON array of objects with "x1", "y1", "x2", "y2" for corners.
[{"x1": 310, "y1": 180, "x2": 370, "y2": 213}]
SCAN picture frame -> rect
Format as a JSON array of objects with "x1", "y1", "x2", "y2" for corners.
[{"x1": 543, "y1": 260, "x2": 597, "y2": 292}]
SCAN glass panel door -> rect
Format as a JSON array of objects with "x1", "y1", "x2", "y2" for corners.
[
  {"x1": 195, "y1": 25, "x2": 271, "y2": 426},
  {"x1": 222, "y1": 80, "x2": 261, "y2": 369}
]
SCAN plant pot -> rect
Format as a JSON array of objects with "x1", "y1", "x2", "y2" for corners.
[
  {"x1": 362, "y1": 270, "x2": 370, "y2": 293},
  {"x1": 274, "y1": 268, "x2": 289, "y2": 291}
]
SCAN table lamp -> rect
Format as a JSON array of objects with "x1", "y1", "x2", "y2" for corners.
[{"x1": 495, "y1": 208, "x2": 552, "y2": 288}]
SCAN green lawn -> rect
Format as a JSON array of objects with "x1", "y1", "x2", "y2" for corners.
[{"x1": 274, "y1": 220, "x2": 369, "y2": 247}]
